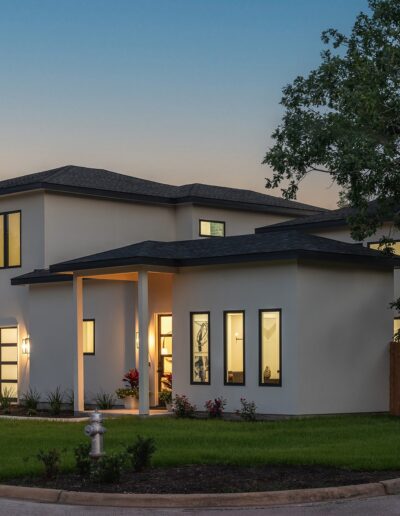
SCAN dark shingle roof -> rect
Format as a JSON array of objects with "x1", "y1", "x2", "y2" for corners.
[
  {"x1": 43, "y1": 230, "x2": 399, "y2": 273},
  {"x1": 256, "y1": 200, "x2": 400, "y2": 233},
  {"x1": 11, "y1": 269, "x2": 72, "y2": 286},
  {"x1": 0, "y1": 165, "x2": 324, "y2": 215}
]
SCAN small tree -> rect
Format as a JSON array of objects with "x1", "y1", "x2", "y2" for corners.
[{"x1": 263, "y1": 0, "x2": 400, "y2": 337}]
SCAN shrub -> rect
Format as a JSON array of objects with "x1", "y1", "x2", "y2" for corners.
[
  {"x1": 115, "y1": 388, "x2": 138, "y2": 400},
  {"x1": 47, "y1": 386, "x2": 64, "y2": 416},
  {"x1": 0, "y1": 387, "x2": 14, "y2": 414},
  {"x1": 237, "y1": 398, "x2": 257, "y2": 421},
  {"x1": 74, "y1": 442, "x2": 92, "y2": 477},
  {"x1": 205, "y1": 397, "x2": 226, "y2": 418},
  {"x1": 172, "y1": 394, "x2": 196, "y2": 418},
  {"x1": 90, "y1": 453, "x2": 126, "y2": 483},
  {"x1": 36, "y1": 449, "x2": 61, "y2": 479},
  {"x1": 125, "y1": 435, "x2": 156, "y2": 472},
  {"x1": 159, "y1": 389, "x2": 172, "y2": 406},
  {"x1": 21, "y1": 387, "x2": 41, "y2": 414},
  {"x1": 65, "y1": 389, "x2": 74, "y2": 409},
  {"x1": 95, "y1": 391, "x2": 116, "y2": 409}
]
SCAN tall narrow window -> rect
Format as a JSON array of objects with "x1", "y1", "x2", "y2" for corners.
[
  {"x1": 199, "y1": 220, "x2": 225, "y2": 237},
  {"x1": 0, "y1": 211, "x2": 21, "y2": 268},
  {"x1": 7, "y1": 212, "x2": 21, "y2": 267},
  {"x1": 83, "y1": 320, "x2": 95, "y2": 355},
  {"x1": 224, "y1": 311, "x2": 245, "y2": 385},
  {"x1": 190, "y1": 312, "x2": 210, "y2": 384},
  {"x1": 259, "y1": 310, "x2": 281, "y2": 386},
  {"x1": 0, "y1": 327, "x2": 18, "y2": 399}
]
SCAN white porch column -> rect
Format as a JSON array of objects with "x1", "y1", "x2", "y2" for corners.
[
  {"x1": 72, "y1": 274, "x2": 84, "y2": 413},
  {"x1": 138, "y1": 270, "x2": 149, "y2": 415}
]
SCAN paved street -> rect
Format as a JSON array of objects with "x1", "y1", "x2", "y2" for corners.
[{"x1": 1, "y1": 495, "x2": 400, "y2": 515}]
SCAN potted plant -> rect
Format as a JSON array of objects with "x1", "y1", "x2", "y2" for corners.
[
  {"x1": 116, "y1": 368, "x2": 139, "y2": 409},
  {"x1": 159, "y1": 390, "x2": 173, "y2": 411},
  {"x1": 160, "y1": 373, "x2": 172, "y2": 411}
]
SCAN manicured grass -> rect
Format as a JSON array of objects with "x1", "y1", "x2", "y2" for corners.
[{"x1": 1, "y1": 415, "x2": 400, "y2": 479}]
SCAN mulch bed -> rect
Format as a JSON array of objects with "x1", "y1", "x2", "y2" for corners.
[
  {"x1": 6, "y1": 464, "x2": 400, "y2": 494},
  {"x1": 0, "y1": 407, "x2": 77, "y2": 418}
]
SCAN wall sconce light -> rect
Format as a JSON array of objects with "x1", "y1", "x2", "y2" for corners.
[
  {"x1": 22, "y1": 336, "x2": 31, "y2": 355},
  {"x1": 135, "y1": 332, "x2": 139, "y2": 349}
]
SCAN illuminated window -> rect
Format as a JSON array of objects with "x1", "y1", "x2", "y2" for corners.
[
  {"x1": 224, "y1": 311, "x2": 245, "y2": 385},
  {"x1": 259, "y1": 310, "x2": 281, "y2": 386},
  {"x1": 0, "y1": 327, "x2": 18, "y2": 399},
  {"x1": 190, "y1": 312, "x2": 210, "y2": 384},
  {"x1": 368, "y1": 241, "x2": 400, "y2": 256},
  {"x1": 199, "y1": 220, "x2": 225, "y2": 237},
  {"x1": 0, "y1": 211, "x2": 21, "y2": 268},
  {"x1": 394, "y1": 318, "x2": 400, "y2": 340},
  {"x1": 83, "y1": 320, "x2": 95, "y2": 355}
]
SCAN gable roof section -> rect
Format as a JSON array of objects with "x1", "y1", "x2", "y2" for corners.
[{"x1": 0, "y1": 165, "x2": 324, "y2": 215}]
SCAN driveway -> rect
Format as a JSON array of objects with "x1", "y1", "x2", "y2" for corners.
[{"x1": 1, "y1": 495, "x2": 400, "y2": 515}]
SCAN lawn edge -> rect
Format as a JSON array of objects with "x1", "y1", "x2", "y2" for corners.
[{"x1": 0, "y1": 479, "x2": 399, "y2": 508}]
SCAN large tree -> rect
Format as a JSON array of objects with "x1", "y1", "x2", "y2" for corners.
[{"x1": 263, "y1": 0, "x2": 400, "y2": 242}]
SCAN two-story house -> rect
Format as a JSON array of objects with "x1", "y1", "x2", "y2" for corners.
[{"x1": 5, "y1": 165, "x2": 399, "y2": 416}]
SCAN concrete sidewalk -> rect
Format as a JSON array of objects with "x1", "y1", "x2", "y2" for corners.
[{"x1": 1, "y1": 495, "x2": 400, "y2": 515}]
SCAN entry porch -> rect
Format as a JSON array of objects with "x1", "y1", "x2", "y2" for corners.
[{"x1": 71, "y1": 266, "x2": 175, "y2": 415}]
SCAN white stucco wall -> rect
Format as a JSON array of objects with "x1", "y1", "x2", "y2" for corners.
[
  {"x1": 172, "y1": 260, "x2": 393, "y2": 415},
  {"x1": 43, "y1": 193, "x2": 177, "y2": 264},
  {"x1": 173, "y1": 262, "x2": 299, "y2": 414},
  {"x1": 0, "y1": 192, "x2": 46, "y2": 396},
  {"x1": 296, "y1": 263, "x2": 393, "y2": 414},
  {"x1": 175, "y1": 205, "x2": 300, "y2": 240}
]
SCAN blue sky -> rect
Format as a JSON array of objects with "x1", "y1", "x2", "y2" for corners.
[{"x1": 0, "y1": 0, "x2": 368, "y2": 207}]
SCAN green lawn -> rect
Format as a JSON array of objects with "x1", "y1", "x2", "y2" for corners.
[{"x1": 1, "y1": 414, "x2": 400, "y2": 479}]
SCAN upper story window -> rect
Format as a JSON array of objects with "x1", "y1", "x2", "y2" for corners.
[
  {"x1": 368, "y1": 240, "x2": 400, "y2": 255},
  {"x1": 199, "y1": 220, "x2": 225, "y2": 237},
  {"x1": 0, "y1": 211, "x2": 21, "y2": 268}
]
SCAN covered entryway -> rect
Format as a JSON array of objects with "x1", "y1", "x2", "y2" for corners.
[{"x1": 70, "y1": 267, "x2": 174, "y2": 415}]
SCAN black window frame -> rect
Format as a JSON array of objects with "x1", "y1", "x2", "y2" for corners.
[
  {"x1": 190, "y1": 311, "x2": 211, "y2": 385},
  {"x1": 0, "y1": 326, "x2": 18, "y2": 401},
  {"x1": 0, "y1": 210, "x2": 22, "y2": 269},
  {"x1": 199, "y1": 219, "x2": 226, "y2": 238},
  {"x1": 259, "y1": 308, "x2": 282, "y2": 387},
  {"x1": 223, "y1": 310, "x2": 245, "y2": 386},
  {"x1": 83, "y1": 319, "x2": 95, "y2": 356}
]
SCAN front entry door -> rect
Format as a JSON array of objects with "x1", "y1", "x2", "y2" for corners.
[
  {"x1": 157, "y1": 314, "x2": 172, "y2": 402},
  {"x1": 0, "y1": 327, "x2": 18, "y2": 400}
]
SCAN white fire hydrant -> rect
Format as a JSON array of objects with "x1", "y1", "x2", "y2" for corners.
[{"x1": 84, "y1": 411, "x2": 106, "y2": 458}]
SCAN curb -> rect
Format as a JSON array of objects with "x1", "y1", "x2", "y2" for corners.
[{"x1": 0, "y1": 478, "x2": 398, "y2": 508}]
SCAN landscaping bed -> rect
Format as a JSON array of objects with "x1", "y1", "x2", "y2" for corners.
[
  {"x1": 0, "y1": 407, "x2": 77, "y2": 418},
  {"x1": 5, "y1": 464, "x2": 400, "y2": 494}
]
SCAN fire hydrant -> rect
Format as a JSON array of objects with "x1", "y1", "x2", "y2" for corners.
[{"x1": 84, "y1": 411, "x2": 106, "y2": 458}]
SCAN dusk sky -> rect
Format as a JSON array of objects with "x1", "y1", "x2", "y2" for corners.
[{"x1": 0, "y1": 0, "x2": 368, "y2": 208}]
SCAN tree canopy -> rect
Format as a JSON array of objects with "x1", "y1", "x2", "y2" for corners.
[{"x1": 263, "y1": 0, "x2": 400, "y2": 241}]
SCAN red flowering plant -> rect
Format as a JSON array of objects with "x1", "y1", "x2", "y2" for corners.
[
  {"x1": 116, "y1": 368, "x2": 139, "y2": 400},
  {"x1": 204, "y1": 397, "x2": 226, "y2": 418}
]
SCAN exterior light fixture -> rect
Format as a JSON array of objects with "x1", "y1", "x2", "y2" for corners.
[
  {"x1": 135, "y1": 332, "x2": 139, "y2": 349},
  {"x1": 22, "y1": 336, "x2": 31, "y2": 355}
]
